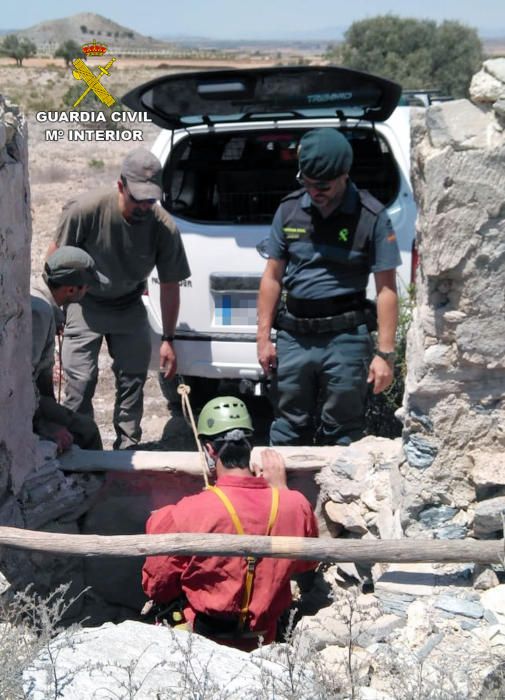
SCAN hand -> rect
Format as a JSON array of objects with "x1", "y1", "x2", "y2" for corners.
[
  {"x1": 252, "y1": 449, "x2": 287, "y2": 488},
  {"x1": 257, "y1": 338, "x2": 277, "y2": 376},
  {"x1": 160, "y1": 340, "x2": 177, "y2": 380},
  {"x1": 50, "y1": 426, "x2": 74, "y2": 454},
  {"x1": 367, "y1": 355, "x2": 394, "y2": 395}
]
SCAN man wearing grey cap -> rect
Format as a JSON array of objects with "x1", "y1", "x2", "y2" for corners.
[
  {"x1": 46, "y1": 148, "x2": 191, "y2": 449},
  {"x1": 32, "y1": 246, "x2": 107, "y2": 452},
  {"x1": 257, "y1": 128, "x2": 401, "y2": 446}
]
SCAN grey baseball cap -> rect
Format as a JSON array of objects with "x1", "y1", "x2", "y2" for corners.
[
  {"x1": 121, "y1": 147, "x2": 162, "y2": 201},
  {"x1": 298, "y1": 128, "x2": 353, "y2": 180},
  {"x1": 43, "y1": 246, "x2": 110, "y2": 288}
]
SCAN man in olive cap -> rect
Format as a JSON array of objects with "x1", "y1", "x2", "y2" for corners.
[
  {"x1": 257, "y1": 128, "x2": 401, "y2": 445},
  {"x1": 142, "y1": 396, "x2": 318, "y2": 651},
  {"x1": 46, "y1": 148, "x2": 191, "y2": 449},
  {"x1": 31, "y1": 246, "x2": 108, "y2": 452}
]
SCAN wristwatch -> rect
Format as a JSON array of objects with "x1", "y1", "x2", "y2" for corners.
[
  {"x1": 375, "y1": 349, "x2": 396, "y2": 363},
  {"x1": 161, "y1": 334, "x2": 174, "y2": 342}
]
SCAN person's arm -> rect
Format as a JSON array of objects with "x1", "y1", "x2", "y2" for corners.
[
  {"x1": 256, "y1": 258, "x2": 286, "y2": 376},
  {"x1": 142, "y1": 506, "x2": 185, "y2": 603},
  {"x1": 159, "y1": 281, "x2": 180, "y2": 379},
  {"x1": 367, "y1": 269, "x2": 398, "y2": 394}
]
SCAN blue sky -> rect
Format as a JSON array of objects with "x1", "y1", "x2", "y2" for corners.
[{"x1": 1, "y1": 0, "x2": 504, "y2": 39}]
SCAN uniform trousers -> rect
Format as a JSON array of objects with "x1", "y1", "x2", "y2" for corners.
[
  {"x1": 270, "y1": 323, "x2": 373, "y2": 446},
  {"x1": 61, "y1": 301, "x2": 152, "y2": 449}
]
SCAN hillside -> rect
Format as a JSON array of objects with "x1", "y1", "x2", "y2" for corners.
[{"x1": 16, "y1": 12, "x2": 172, "y2": 50}]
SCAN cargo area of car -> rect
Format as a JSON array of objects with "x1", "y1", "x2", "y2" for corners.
[{"x1": 161, "y1": 127, "x2": 401, "y2": 224}]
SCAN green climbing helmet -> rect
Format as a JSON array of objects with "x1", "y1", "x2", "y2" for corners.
[{"x1": 197, "y1": 396, "x2": 253, "y2": 438}]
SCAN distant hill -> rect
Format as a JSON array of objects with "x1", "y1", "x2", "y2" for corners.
[{"x1": 16, "y1": 12, "x2": 172, "y2": 51}]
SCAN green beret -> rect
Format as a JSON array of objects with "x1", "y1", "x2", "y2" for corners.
[
  {"x1": 43, "y1": 246, "x2": 109, "y2": 288},
  {"x1": 298, "y1": 128, "x2": 353, "y2": 180}
]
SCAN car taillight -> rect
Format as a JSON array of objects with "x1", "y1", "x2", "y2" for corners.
[{"x1": 410, "y1": 240, "x2": 419, "y2": 287}]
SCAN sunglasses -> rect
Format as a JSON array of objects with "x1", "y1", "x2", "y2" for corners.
[{"x1": 296, "y1": 175, "x2": 334, "y2": 192}]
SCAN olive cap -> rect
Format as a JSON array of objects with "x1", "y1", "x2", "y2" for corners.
[
  {"x1": 44, "y1": 246, "x2": 109, "y2": 288},
  {"x1": 298, "y1": 128, "x2": 353, "y2": 180},
  {"x1": 121, "y1": 147, "x2": 162, "y2": 201}
]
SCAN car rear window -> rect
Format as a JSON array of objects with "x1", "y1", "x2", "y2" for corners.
[{"x1": 163, "y1": 128, "x2": 400, "y2": 224}]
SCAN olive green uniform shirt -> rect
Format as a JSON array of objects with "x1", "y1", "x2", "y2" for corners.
[{"x1": 55, "y1": 189, "x2": 190, "y2": 332}]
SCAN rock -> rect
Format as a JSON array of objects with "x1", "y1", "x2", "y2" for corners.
[
  {"x1": 375, "y1": 564, "x2": 439, "y2": 598},
  {"x1": 404, "y1": 600, "x2": 432, "y2": 648},
  {"x1": 320, "y1": 644, "x2": 372, "y2": 683},
  {"x1": 483, "y1": 57, "x2": 505, "y2": 84},
  {"x1": 296, "y1": 613, "x2": 352, "y2": 651},
  {"x1": 470, "y1": 69, "x2": 505, "y2": 103},
  {"x1": 419, "y1": 505, "x2": 457, "y2": 528},
  {"x1": 434, "y1": 524, "x2": 468, "y2": 539},
  {"x1": 480, "y1": 585, "x2": 505, "y2": 621},
  {"x1": 473, "y1": 496, "x2": 505, "y2": 536},
  {"x1": 471, "y1": 452, "x2": 505, "y2": 490},
  {"x1": 24, "y1": 620, "x2": 308, "y2": 699},
  {"x1": 324, "y1": 501, "x2": 368, "y2": 534},
  {"x1": 434, "y1": 595, "x2": 484, "y2": 619},
  {"x1": 0, "y1": 570, "x2": 11, "y2": 596},
  {"x1": 358, "y1": 689, "x2": 396, "y2": 700},
  {"x1": 355, "y1": 614, "x2": 405, "y2": 648},
  {"x1": 18, "y1": 460, "x2": 90, "y2": 529},
  {"x1": 473, "y1": 624, "x2": 505, "y2": 648},
  {"x1": 473, "y1": 565, "x2": 500, "y2": 590},
  {"x1": 404, "y1": 435, "x2": 438, "y2": 469},
  {"x1": 328, "y1": 479, "x2": 364, "y2": 503},
  {"x1": 426, "y1": 99, "x2": 494, "y2": 150}
]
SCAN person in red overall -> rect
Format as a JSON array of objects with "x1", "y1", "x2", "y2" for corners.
[{"x1": 142, "y1": 396, "x2": 319, "y2": 650}]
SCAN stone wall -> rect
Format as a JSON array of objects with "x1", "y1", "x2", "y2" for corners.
[
  {"x1": 0, "y1": 96, "x2": 36, "y2": 495},
  {"x1": 401, "y1": 59, "x2": 505, "y2": 538}
]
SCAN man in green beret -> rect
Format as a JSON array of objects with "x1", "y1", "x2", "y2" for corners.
[
  {"x1": 257, "y1": 128, "x2": 401, "y2": 445},
  {"x1": 31, "y1": 246, "x2": 108, "y2": 452}
]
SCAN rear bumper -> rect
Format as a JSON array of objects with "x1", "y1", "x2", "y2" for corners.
[{"x1": 146, "y1": 304, "x2": 263, "y2": 380}]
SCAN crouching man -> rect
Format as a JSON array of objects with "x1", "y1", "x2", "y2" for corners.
[
  {"x1": 31, "y1": 246, "x2": 109, "y2": 452},
  {"x1": 142, "y1": 396, "x2": 318, "y2": 651}
]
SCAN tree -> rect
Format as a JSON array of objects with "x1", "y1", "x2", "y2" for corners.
[
  {"x1": 0, "y1": 34, "x2": 36, "y2": 67},
  {"x1": 54, "y1": 40, "x2": 81, "y2": 68},
  {"x1": 332, "y1": 16, "x2": 482, "y2": 98}
]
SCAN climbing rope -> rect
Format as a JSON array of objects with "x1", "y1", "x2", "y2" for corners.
[{"x1": 176, "y1": 379, "x2": 210, "y2": 488}]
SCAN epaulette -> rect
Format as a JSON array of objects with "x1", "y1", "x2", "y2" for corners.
[
  {"x1": 358, "y1": 189, "x2": 384, "y2": 215},
  {"x1": 280, "y1": 187, "x2": 306, "y2": 204}
]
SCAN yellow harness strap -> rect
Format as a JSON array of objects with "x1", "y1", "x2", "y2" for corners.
[{"x1": 207, "y1": 484, "x2": 279, "y2": 631}]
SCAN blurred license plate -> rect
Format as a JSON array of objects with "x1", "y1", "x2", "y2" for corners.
[{"x1": 214, "y1": 293, "x2": 257, "y2": 326}]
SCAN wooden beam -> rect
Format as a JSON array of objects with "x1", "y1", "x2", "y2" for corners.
[
  {"x1": 0, "y1": 527, "x2": 502, "y2": 564},
  {"x1": 58, "y1": 446, "x2": 341, "y2": 474}
]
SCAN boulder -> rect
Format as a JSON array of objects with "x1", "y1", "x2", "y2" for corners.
[{"x1": 473, "y1": 496, "x2": 505, "y2": 536}]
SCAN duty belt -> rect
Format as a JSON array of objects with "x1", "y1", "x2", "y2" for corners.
[
  {"x1": 286, "y1": 291, "x2": 367, "y2": 318},
  {"x1": 274, "y1": 298, "x2": 377, "y2": 335}
]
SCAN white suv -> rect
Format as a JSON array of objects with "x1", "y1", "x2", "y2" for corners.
[{"x1": 123, "y1": 66, "x2": 416, "y2": 405}]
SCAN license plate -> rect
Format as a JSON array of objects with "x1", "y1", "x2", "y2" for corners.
[{"x1": 214, "y1": 293, "x2": 257, "y2": 326}]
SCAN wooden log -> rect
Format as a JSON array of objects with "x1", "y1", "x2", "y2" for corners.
[
  {"x1": 58, "y1": 446, "x2": 340, "y2": 474},
  {"x1": 0, "y1": 527, "x2": 502, "y2": 564}
]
